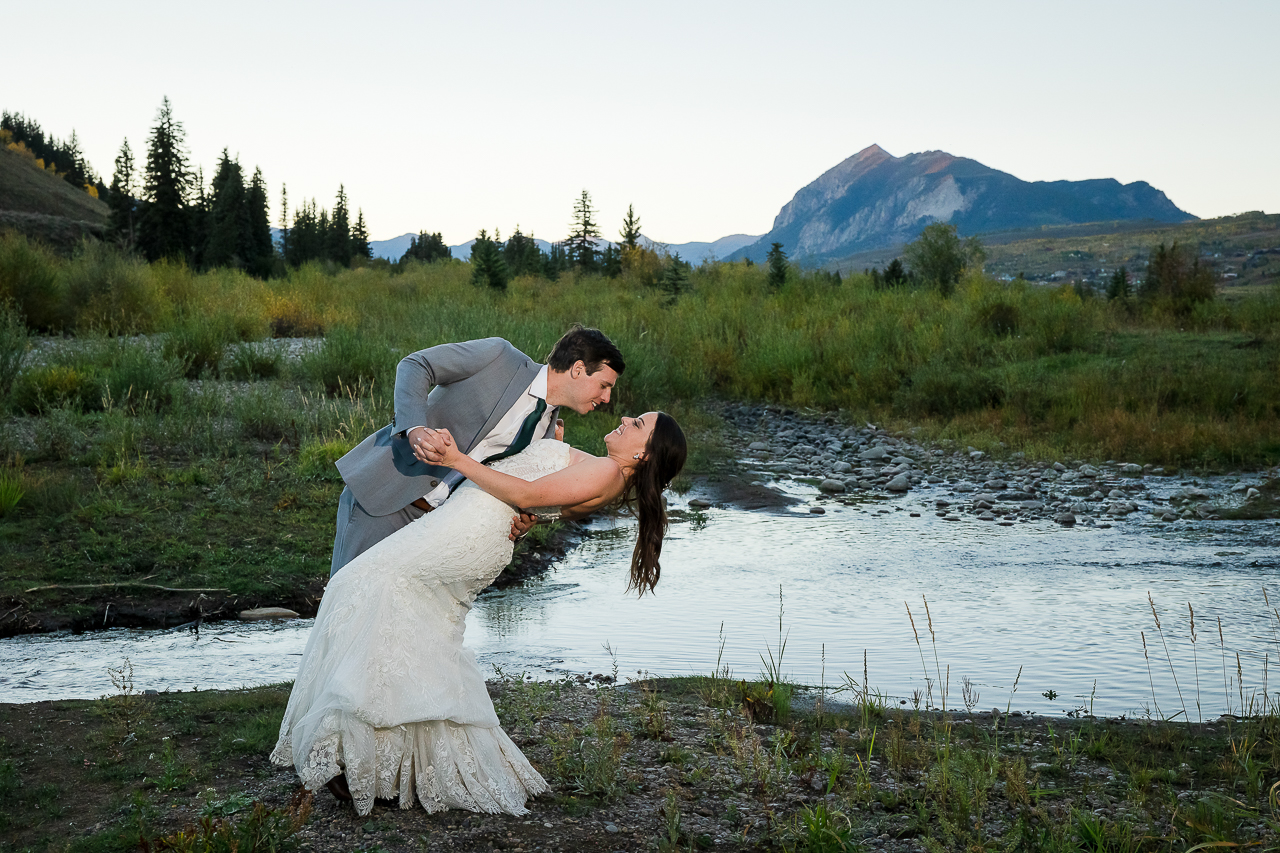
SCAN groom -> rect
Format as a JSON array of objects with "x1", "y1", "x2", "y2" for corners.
[{"x1": 330, "y1": 325, "x2": 626, "y2": 575}]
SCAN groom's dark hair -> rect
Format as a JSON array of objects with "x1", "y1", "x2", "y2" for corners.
[{"x1": 546, "y1": 325, "x2": 625, "y2": 376}]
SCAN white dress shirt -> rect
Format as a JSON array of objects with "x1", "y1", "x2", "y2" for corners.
[{"x1": 419, "y1": 365, "x2": 554, "y2": 508}]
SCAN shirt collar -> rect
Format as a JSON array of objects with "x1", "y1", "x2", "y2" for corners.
[{"x1": 530, "y1": 364, "x2": 549, "y2": 401}]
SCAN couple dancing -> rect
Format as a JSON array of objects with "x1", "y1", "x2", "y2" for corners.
[{"x1": 270, "y1": 326, "x2": 687, "y2": 816}]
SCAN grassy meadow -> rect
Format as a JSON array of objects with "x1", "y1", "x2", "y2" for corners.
[{"x1": 0, "y1": 231, "x2": 1278, "y2": 630}]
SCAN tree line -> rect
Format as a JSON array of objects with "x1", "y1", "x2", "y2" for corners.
[
  {"x1": 1, "y1": 111, "x2": 104, "y2": 197},
  {"x1": 104, "y1": 98, "x2": 371, "y2": 275}
]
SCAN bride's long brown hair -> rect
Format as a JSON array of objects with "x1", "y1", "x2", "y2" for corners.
[{"x1": 620, "y1": 412, "x2": 687, "y2": 596}]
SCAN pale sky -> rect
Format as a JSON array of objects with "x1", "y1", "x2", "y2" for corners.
[{"x1": 7, "y1": 0, "x2": 1277, "y2": 245}]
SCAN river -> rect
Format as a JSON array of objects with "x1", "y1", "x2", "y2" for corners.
[{"x1": 2, "y1": 474, "x2": 1276, "y2": 719}]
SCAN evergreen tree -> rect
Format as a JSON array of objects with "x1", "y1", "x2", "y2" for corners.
[
  {"x1": 138, "y1": 97, "x2": 193, "y2": 262},
  {"x1": 1106, "y1": 266, "x2": 1131, "y2": 300},
  {"x1": 470, "y1": 230, "x2": 509, "y2": 291},
  {"x1": 1140, "y1": 242, "x2": 1215, "y2": 314},
  {"x1": 277, "y1": 184, "x2": 290, "y2": 260},
  {"x1": 601, "y1": 244, "x2": 622, "y2": 278},
  {"x1": 766, "y1": 242, "x2": 788, "y2": 289},
  {"x1": 328, "y1": 185, "x2": 352, "y2": 264},
  {"x1": 660, "y1": 253, "x2": 691, "y2": 300},
  {"x1": 245, "y1": 167, "x2": 273, "y2": 277},
  {"x1": 205, "y1": 150, "x2": 247, "y2": 269},
  {"x1": 619, "y1": 204, "x2": 642, "y2": 249},
  {"x1": 189, "y1": 166, "x2": 210, "y2": 269},
  {"x1": 107, "y1": 138, "x2": 138, "y2": 250},
  {"x1": 543, "y1": 242, "x2": 569, "y2": 280},
  {"x1": 503, "y1": 227, "x2": 544, "y2": 277},
  {"x1": 351, "y1": 209, "x2": 372, "y2": 261},
  {"x1": 403, "y1": 231, "x2": 450, "y2": 263},
  {"x1": 882, "y1": 258, "x2": 909, "y2": 288},
  {"x1": 565, "y1": 190, "x2": 599, "y2": 271}
]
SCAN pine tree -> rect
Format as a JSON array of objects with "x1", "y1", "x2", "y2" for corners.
[
  {"x1": 619, "y1": 204, "x2": 641, "y2": 249},
  {"x1": 205, "y1": 150, "x2": 246, "y2": 269},
  {"x1": 766, "y1": 242, "x2": 788, "y2": 289},
  {"x1": 660, "y1": 253, "x2": 691, "y2": 300},
  {"x1": 138, "y1": 97, "x2": 193, "y2": 262},
  {"x1": 882, "y1": 258, "x2": 908, "y2": 288},
  {"x1": 328, "y1": 185, "x2": 351, "y2": 264},
  {"x1": 601, "y1": 244, "x2": 622, "y2": 278},
  {"x1": 1106, "y1": 266, "x2": 1131, "y2": 300},
  {"x1": 277, "y1": 184, "x2": 290, "y2": 260},
  {"x1": 107, "y1": 138, "x2": 138, "y2": 250},
  {"x1": 351, "y1": 209, "x2": 372, "y2": 261},
  {"x1": 503, "y1": 226, "x2": 544, "y2": 277},
  {"x1": 189, "y1": 167, "x2": 210, "y2": 269},
  {"x1": 565, "y1": 190, "x2": 599, "y2": 271},
  {"x1": 470, "y1": 230, "x2": 509, "y2": 291},
  {"x1": 245, "y1": 167, "x2": 273, "y2": 277},
  {"x1": 403, "y1": 231, "x2": 450, "y2": 263},
  {"x1": 543, "y1": 243, "x2": 569, "y2": 280}
]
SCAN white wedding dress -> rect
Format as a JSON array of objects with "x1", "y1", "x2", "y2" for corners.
[{"x1": 271, "y1": 440, "x2": 570, "y2": 816}]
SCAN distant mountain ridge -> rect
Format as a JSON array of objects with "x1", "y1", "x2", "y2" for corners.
[
  {"x1": 369, "y1": 232, "x2": 760, "y2": 263},
  {"x1": 727, "y1": 145, "x2": 1196, "y2": 264}
]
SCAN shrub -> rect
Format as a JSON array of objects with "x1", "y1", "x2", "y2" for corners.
[
  {"x1": 0, "y1": 468, "x2": 23, "y2": 516},
  {"x1": 62, "y1": 241, "x2": 163, "y2": 333},
  {"x1": 895, "y1": 361, "x2": 1003, "y2": 416},
  {"x1": 163, "y1": 314, "x2": 239, "y2": 378},
  {"x1": 100, "y1": 343, "x2": 182, "y2": 412},
  {"x1": 0, "y1": 232, "x2": 65, "y2": 331},
  {"x1": 293, "y1": 326, "x2": 391, "y2": 396},
  {"x1": 223, "y1": 342, "x2": 283, "y2": 381},
  {"x1": 0, "y1": 301, "x2": 28, "y2": 395},
  {"x1": 11, "y1": 363, "x2": 100, "y2": 413}
]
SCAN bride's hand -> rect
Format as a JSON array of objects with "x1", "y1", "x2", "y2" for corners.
[
  {"x1": 421, "y1": 428, "x2": 461, "y2": 467},
  {"x1": 554, "y1": 418, "x2": 565, "y2": 442}
]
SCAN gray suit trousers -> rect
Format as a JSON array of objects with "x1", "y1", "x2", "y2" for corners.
[{"x1": 330, "y1": 485, "x2": 428, "y2": 576}]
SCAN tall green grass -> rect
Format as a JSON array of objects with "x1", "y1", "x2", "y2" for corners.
[{"x1": 2, "y1": 231, "x2": 1278, "y2": 464}]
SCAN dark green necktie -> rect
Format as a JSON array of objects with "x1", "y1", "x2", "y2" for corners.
[{"x1": 483, "y1": 398, "x2": 548, "y2": 464}]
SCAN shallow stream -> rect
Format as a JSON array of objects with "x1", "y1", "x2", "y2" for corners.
[{"x1": 2, "y1": 477, "x2": 1276, "y2": 718}]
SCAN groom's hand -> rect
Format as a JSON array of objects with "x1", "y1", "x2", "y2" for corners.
[{"x1": 509, "y1": 512, "x2": 538, "y2": 542}]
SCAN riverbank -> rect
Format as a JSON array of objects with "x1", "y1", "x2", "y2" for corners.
[{"x1": 2, "y1": 672, "x2": 1276, "y2": 852}]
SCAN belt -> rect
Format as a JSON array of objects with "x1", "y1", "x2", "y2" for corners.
[{"x1": 411, "y1": 498, "x2": 434, "y2": 513}]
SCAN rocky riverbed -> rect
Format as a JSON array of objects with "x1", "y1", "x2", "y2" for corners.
[{"x1": 699, "y1": 403, "x2": 1279, "y2": 526}]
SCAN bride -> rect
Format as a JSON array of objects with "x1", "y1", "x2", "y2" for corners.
[{"x1": 271, "y1": 411, "x2": 687, "y2": 816}]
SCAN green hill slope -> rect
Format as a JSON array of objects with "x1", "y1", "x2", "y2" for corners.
[{"x1": 0, "y1": 144, "x2": 108, "y2": 223}]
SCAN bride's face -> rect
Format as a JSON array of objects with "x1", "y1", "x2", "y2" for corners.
[{"x1": 605, "y1": 412, "x2": 659, "y2": 461}]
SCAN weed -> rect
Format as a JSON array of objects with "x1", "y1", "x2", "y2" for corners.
[
  {"x1": 785, "y1": 802, "x2": 859, "y2": 852},
  {"x1": 0, "y1": 465, "x2": 23, "y2": 515},
  {"x1": 547, "y1": 706, "x2": 630, "y2": 801}
]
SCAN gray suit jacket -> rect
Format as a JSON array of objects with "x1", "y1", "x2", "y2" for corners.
[{"x1": 336, "y1": 337, "x2": 558, "y2": 517}]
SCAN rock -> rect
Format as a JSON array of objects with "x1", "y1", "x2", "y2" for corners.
[
  {"x1": 1161, "y1": 512, "x2": 1178, "y2": 522},
  {"x1": 1019, "y1": 500, "x2": 1046, "y2": 510},
  {"x1": 978, "y1": 511, "x2": 995, "y2": 521},
  {"x1": 1053, "y1": 462, "x2": 1067, "y2": 472},
  {"x1": 238, "y1": 607, "x2": 299, "y2": 621},
  {"x1": 1055, "y1": 512, "x2": 1077, "y2": 526},
  {"x1": 984, "y1": 480, "x2": 1008, "y2": 490},
  {"x1": 858, "y1": 446, "x2": 889, "y2": 461},
  {"x1": 909, "y1": 512, "x2": 920, "y2": 517},
  {"x1": 890, "y1": 456, "x2": 914, "y2": 466},
  {"x1": 969, "y1": 450, "x2": 985, "y2": 460},
  {"x1": 886, "y1": 473, "x2": 911, "y2": 492},
  {"x1": 832, "y1": 461, "x2": 852, "y2": 473},
  {"x1": 1246, "y1": 488, "x2": 1261, "y2": 500},
  {"x1": 809, "y1": 506, "x2": 826, "y2": 514},
  {"x1": 748, "y1": 441, "x2": 770, "y2": 452},
  {"x1": 1079, "y1": 464, "x2": 1099, "y2": 477},
  {"x1": 793, "y1": 444, "x2": 818, "y2": 456},
  {"x1": 1120, "y1": 463, "x2": 1143, "y2": 475},
  {"x1": 1106, "y1": 503, "x2": 1136, "y2": 516},
  {"x1": 605, "y1": 823, "x2": 619, "y2": 833},
  {"x1": 688, "y1": 498, "x2": 713, "y2": 508},
  {"x1": 1108, "y1": 489, "x2": 1125, "y2": 498},
  {"x1": 819, "y1": 479, "x2": 846, "y2": 493},
  {"x1": 974, "y1": 499, "x2": 993, "y2": 510}
]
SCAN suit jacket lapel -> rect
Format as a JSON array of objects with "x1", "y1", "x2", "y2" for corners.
[{"x1": 466, "y1": 360, "x2": 541, "y2": 450}]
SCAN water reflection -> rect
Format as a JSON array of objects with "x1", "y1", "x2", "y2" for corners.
[{"x1": 2, "y1": 491, "x2": 1276, "y2": 718}]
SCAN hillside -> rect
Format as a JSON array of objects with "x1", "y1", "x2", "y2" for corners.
[
  {"x1": 0, "y1": 144, "x2": 108, "y2": 223},
  {"x1": 728, "y1": 145, "x2": 1195, "y2": 264},
  {"x1": 830, "y1": 212, "x2": 1280, "y2": 295}
]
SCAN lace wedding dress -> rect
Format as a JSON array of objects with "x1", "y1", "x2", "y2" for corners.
[{"x1": 271, "y1": 440, "x2": 570, "y2": 816}]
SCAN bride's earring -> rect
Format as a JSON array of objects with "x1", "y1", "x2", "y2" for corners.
[{"x1": 633, "y1": 454, "x2": 641, "y2": 460}]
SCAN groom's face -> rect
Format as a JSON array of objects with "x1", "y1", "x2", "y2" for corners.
[{"x1": 560, "y1": 361, "x2": 619, "y2": 415}]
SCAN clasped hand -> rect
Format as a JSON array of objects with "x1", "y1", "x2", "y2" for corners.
[{"x1": 406, "y1": 426, "x2": 537, "y2": 542}]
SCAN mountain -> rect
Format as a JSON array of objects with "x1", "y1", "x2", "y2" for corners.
[
  {"x1": 726, "y1": 145, "x2": 1196, "y2": 264},
  {"x1": 659, "y1": 234, "x2": 760, "y2": 263},
  {"x1": 0, "y1": 144, "x2": 110, "y2": 251}
]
